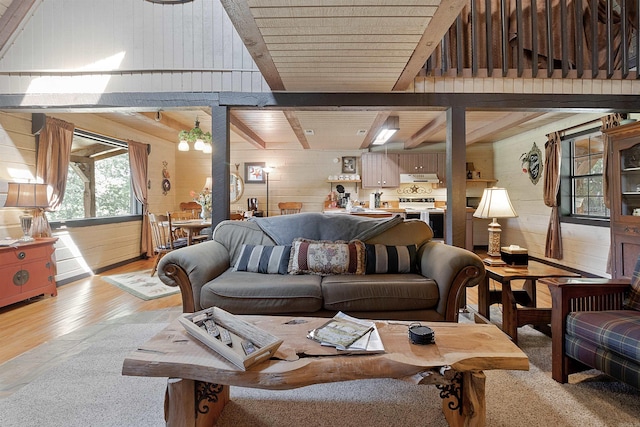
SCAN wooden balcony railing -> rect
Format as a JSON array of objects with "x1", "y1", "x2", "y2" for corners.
[{"x1": 424, "y1": 0, "x2": 639, "y2": 79}]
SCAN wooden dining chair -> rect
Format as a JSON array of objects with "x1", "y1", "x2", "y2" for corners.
[
  {"x1": 179, "y1": 201, "x2": 202, "y2": 216},
  {"x1": 148, "y1": 213, "x2": 188, "y2": 276},
  {"x1": 278, "y1": 202, "x2": 302, "y2": 215},
  {"x1": 167, "y1": 211, "x2": 208, "y2": 244}
]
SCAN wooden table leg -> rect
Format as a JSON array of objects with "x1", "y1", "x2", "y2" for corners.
[
  {"x1": 501, "y1": 280, "x2": 518, "y2": 344},
  {"x1": 441, "y1": 371, "x2": 486, "y2": 427},
  {"x1": 165, "y1": 378, "x2": 230, "y2": 427},
  {"x1": 477, "y1": 275, "x2": 491, "y2": 321}
]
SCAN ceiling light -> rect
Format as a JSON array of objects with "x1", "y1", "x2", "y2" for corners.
[
  {"x1": 178, "y1": 118, "x2": 212, "y2": 152},
  {"x1": 372, "y1": 116, "x2": 399, "y2": 145}
]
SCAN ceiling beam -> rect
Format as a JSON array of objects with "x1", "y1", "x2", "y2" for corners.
[
  {"x1": 359, "y1": 112, "x2": 391, "y2": 149},
  {"x1": 138, "y1": 111, "x2": 187, "y2": 133},
  {"x1": 465, "y1": 112, "x2": 547, "y2": 145},
  {"x1": 404, "y1": 113, "x2": 448, "y2": 148},
  {"x1": 393, "y1": 0, "x2": 469, "y2": 91},
  {"x1": 283, "y1": 111, "x2": 310, "y2": 149},
  {"x1": 220, "y1": 0, "x2": 285, "y2": 91},
  {"x1": 0, "y1": 0, "x2": 37, "y2": 56},
  {"x1": 229, "y1": 114, "x2": 266, "y2": 149}
]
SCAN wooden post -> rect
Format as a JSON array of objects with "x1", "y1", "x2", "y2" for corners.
[
  {"x1": 165, "y1": 378, "x2": 229, "y2": 427},
  {"x1": 442, "y1": 371, "x2": 486, "y2": 427}
]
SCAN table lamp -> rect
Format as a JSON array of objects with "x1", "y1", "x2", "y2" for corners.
[
  {"x1": 5, "y1": 183, "x2": 51, "y2": 241},
  {"x1": 473, "y1": 187, "x2": 518, "y2": 261}
]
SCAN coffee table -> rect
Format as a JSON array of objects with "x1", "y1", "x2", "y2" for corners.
[
  {"x1": 122, "y1": 315, "x2": 528, "y2": 427},
  {"x1": 476, "y1": 260, "x2": 580, "y2": 344}
]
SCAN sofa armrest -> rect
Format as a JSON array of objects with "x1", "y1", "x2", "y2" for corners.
[
  {"x1": 541, "y1": 277, "x2": 631, "y2": 383},
  {"x1": 419, "y1": 242, "x2": 485, "y2": 321},
  {"x1": 158, "y1": 240, "x2": 230, "y2": 313}
]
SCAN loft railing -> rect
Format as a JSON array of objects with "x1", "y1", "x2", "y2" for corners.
[{"x1": 424, "y1": 0, "x2": 639, "y2": 79}]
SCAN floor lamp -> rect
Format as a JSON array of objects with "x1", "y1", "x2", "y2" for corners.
[
  {"x1": 5, "y1": 183, "x2": 51, "y2": 241},
  {"x1": 263, "y1": 166, "x2": 273, "y2": 217},
  {"x1": 473, "y1": 187, "x2": 518, "y2": 264}
]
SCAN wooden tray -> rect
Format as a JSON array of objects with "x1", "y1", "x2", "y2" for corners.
[{"x1": 178, "y1": 307, "x2": 283, "y2": 370}]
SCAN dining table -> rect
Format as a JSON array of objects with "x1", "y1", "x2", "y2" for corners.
[{"x1": 170, "y1": 219, "x2": 211, "y2": 245}]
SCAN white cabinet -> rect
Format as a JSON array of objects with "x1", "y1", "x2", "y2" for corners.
[{"x1": 361, "y1": 152, "x2": 400, "y2": 188}]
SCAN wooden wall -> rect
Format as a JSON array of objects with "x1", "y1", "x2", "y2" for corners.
[
  {"x1": 0, "y1": 0, "x2": 268, "y2": 94},
  {"x1": 494, "y1": 113, "x2": 611, "y2": 277}
]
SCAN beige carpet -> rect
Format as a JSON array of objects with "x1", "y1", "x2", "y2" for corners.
[
  {"x1": 0, "y1": 310, "x2": 638, "y2": 427},
  {"x1": 102, "y1": 269, "x2": 180, "y2": 300}
]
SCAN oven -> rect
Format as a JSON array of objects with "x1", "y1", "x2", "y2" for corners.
[{"x1": 398, "y1": 198, "x2": 444, "y2": 239}]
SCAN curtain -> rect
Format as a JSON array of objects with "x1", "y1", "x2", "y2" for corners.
[
  {"x1": 544, "y1": 131, "x2": 562, "y2": 259},
  {"x1": 601, "y1": 113, "x2": 624, "y2": 274},
  {"x1": 128, "y1": 140, "x2": 151, "y2": 257},
  {"x1": 36, "y1": 117, "x2": 74, "y2": 211}
]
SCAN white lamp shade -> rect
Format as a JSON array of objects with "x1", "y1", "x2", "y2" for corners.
[
  {"x1": 203, "y1": 177, "x2": 212, "y2": 191},
  {"x1": 473, "y1": 187, "x2": 518, "y2": 219},
  {"x1": 178, "y1": 140, "x2": 190, "y2": 151},
  {"x1": 5, "y1": 183, "x2": 50, "y2": 208}
]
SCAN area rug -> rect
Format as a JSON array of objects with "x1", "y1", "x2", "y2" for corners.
[
  {"x1": 102, "y1": 269, "x2": 180, "y2": 300},
  {"x1": 0, "y1": 311, "x2": 638, "y2": 427}
]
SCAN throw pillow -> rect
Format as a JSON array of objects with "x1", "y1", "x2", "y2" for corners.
[
  {"x1": 627, "y1": 256, "x2": 640, "y2": 311},
  {"x1": 365, "y1": 244, "x2": 418, "y2": 274},
  {"x1": 288, "y1": 238, "x2": 366, "y2": 276},
  {"x1": 234, "y1": 244, "x2": 291, "y2": 275}
]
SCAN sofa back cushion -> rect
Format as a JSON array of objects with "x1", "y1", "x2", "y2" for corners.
[
  {"x1": 288, "y1": 238, "x2": 366, "y2": 276},
  {"x1": 365, "y1": 244, "x2": 418, "y2": 274},
  {"x1": 234, "y1": 244, "x2": 291, "y2": 274},
  {"x1": 364, "y1": 219, "x2": 433, "y2": 248}
]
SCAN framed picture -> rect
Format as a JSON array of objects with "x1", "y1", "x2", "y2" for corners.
[
  {"x1": 245, "y1": 162, "x2": 266, "y2": 183},
  {"x1": 342, "y1": 156, "x2": 356, "y2": 174}
]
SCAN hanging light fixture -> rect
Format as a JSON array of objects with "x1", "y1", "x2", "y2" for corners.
[{"x1": 178, "y1": 118, "x2": 212, "y2": 152}]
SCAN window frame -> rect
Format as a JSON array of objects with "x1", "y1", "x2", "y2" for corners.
[
  {"x1": 48, "y1": 129, "x2": 142, "y2": 229},
  {"x1": 559, "y1": 127, "x2": 610, "y2": 228}
]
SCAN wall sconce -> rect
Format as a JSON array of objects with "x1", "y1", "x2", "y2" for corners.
[
  {"x1": 372, "y1": 116, "x2": 399, "y2": 145},
  {"x1": 4, "y1": 183, "x2": 51, "y2": 241}
]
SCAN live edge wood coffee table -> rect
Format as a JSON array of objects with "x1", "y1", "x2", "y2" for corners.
[{"x1": 122, "y1": 315, "x2": 528, "y2": 427}]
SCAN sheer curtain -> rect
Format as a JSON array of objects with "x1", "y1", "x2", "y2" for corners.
[
  {"x1": 544, "y1": 131, "x2": 562, "y2": 259},
  {"x1": 128, "y1": 140, "x2": 151, "y2": 257}
]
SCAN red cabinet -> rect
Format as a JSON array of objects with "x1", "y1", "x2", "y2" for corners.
[{"x1": 0, "y1": 238, "x2": 58, "y2": 308}]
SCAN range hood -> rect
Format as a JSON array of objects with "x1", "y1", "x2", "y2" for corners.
[{"x1": 400, "y1": 173, "x2": 440, "y2": 183}]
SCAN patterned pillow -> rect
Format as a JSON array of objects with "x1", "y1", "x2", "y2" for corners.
[
  {"x1": 627, "y1": 256, "x2": 640, "y2": 311},
  {"x1": 234, "y1": 244, "x2": 291, "y2": 275},
  {"x1": 365, "y1": 244, "x2": 418, "y2": 274},
  {"x1": 288, "y1": 238, "x2": 366, "y2": 276}
]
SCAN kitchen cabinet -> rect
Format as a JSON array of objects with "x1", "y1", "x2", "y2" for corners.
[
  {"x1": 361, "y1": 152, "x2": 400, "y2": 188},
  {"x1": 604, "y1": 122, "x2": 640, "y2": 279},
  {"x1": 398, "y1": 153, "x2": 440, "y2": 174},
  {"x1": 0, "y1": 238, "x2": 58, "y2": 308}
]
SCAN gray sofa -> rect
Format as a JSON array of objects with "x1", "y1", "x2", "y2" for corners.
[{"x1": 158, "y1": 213, "x2": 485, "y2": 322}]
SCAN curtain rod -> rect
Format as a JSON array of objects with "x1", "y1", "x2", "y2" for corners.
[{"x1": 546, "y1": 117, "x2": 603, "y2": 138}]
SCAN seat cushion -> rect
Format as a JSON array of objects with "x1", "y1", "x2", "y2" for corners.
[
  {"x1": 200, "y1": 270, "x2": 323, "y2": 314},
  {"x1": 321, "y1": 273, "x2": 439, "y2": 312},
  {"x1": 566, "y1": 310, "x2": 640, "y2": 362}
]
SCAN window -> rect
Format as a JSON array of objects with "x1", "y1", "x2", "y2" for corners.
[
  {"x1": 48, "y1": 130, "x2": 139, "y2": 224},
  {"x1": 560, "y1": 129, "x2": 610, "y2": 225}
]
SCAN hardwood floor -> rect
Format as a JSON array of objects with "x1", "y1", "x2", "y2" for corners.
[{"x1": 0, "y1": 258, "x2": 181, "y2": 365}]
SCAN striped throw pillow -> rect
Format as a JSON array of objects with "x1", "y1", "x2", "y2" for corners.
[
  {"x1": 234, "y1": 244, "x2": 291, "y2": 275},
  {"x1": 365, "y1": 244, "x2": 418, "y2": 274}
]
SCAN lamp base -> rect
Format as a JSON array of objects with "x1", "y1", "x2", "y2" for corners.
[{"x1": 487, "y1": 218, "x2": 502, "y2": 257}]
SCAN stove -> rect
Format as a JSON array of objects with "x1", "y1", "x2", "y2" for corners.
[{"x1": 398, "y1": 197, "x2": 436, "y2": 210}]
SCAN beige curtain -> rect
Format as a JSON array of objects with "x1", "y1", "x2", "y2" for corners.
[
  {"x1": 601, "y1": 113, "x2": 623, "y2": 273},
  {"x1": 544, "y1": 131, "x2": 562, "y2": 259},
  {"x1": 36, "y1": 117, "x2": 74, "y2": 211},
  {"x1": 128, "y1": 140, "x2": 151, "y2": 257}
]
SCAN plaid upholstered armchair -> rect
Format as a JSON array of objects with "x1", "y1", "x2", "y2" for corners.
[{"x1": 542, "y1": 263, "x2": 640, "y2": 390}]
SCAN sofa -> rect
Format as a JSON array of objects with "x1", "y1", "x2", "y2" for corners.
[
  {"x1": 545, "y1": 268, "x2": 640, "y2": 389},
  {"x1": 158, "y1": 213, "x2": 485, "y2": 322}
]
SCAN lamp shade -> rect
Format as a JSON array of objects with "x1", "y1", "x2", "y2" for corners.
[
  {"x1": 473, "y1": 187, "x2": 517, "y2": 219},
  {"x1": 5, "y1": 183, "x2": 49, "y2": 208},
  {"x1": 203, "y1": 177, "x2": 212, "y2": 191}
]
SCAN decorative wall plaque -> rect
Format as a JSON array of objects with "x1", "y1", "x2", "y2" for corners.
[{"x1": 520, "y1": 142, "x2": 543, "y2": 185}]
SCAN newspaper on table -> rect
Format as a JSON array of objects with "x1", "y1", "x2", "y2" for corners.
[{"x1": 308, "y1": 311, "x2": 385, "y2": 354}]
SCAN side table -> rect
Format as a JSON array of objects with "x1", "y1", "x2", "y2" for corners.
[{"x1": 476, "y1": 260, "x2": 579, "y2": 344}]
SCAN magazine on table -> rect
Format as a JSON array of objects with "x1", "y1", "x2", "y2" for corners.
[{"x1": 308, "y1": 311, "x2": 385, "y2": 353}]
